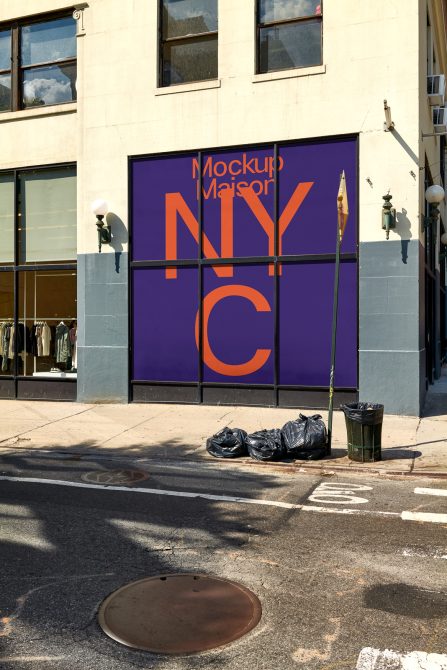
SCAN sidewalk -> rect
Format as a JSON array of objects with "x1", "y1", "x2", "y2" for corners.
[{"x1": 0, "y1": 398, "x2": 446, "y2": 478}]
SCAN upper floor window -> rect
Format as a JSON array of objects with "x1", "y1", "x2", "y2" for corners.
[
  {"x1": 0, "y1": 14, "x2": 76, "y2": 113},
  {"x1": 257, "y1": 0, "x2": 322, "y2": 74},
  {"x1": 160, "y1": 0, "x2": 218, "y2": 87}
]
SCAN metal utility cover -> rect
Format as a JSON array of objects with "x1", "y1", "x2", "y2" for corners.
[
  {"x1": 98, "y1": 573, "x2": 262, "y2": 654},
  {"x1": 81, "y1": 469, "x2": 148, "y2": 485}
]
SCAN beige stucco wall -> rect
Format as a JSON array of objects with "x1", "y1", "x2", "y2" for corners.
[{"x1": 0, "y1": 0, "x2": 443, "y2": 254}]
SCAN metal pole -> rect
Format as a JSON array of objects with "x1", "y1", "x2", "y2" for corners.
[{"x1": 327, "y1": 203, "x2": 342, "y2": 454}]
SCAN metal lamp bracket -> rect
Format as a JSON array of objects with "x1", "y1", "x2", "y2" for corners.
[
  {"x1": 96, "y1": 215, "x2": 112, "y2": 253},
  {"x1": 382, "y1": 193, "x2": 396, "y2": 239}
]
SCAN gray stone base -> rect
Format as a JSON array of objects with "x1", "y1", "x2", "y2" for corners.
[
  {"x1": 77, "y1": 252, "x2": 128, "y2": 403},
  {"x1": 359, "y1": 239, "x2": 424, "y2": 416}
]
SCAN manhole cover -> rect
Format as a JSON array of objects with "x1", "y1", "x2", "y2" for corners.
[
  {"x1": 81, "y1": 469, "x2": 149, "y2": 485},
  {"x1": 98, "y1": 573, "x2": 262, "y2": 654}
]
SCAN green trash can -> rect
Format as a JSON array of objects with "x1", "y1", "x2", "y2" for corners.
[{"x1": 340, "y1": 402, "x2": 384, "y2": 462}]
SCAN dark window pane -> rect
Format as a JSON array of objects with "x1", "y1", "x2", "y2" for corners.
[
  {"x1": 259, "y1": 20, "x2": 322, "y2": 73},
  {"x1": 162, "y1": 36, "x2": 217, "y2": 85},
  {"x1": 259, "y1": 0, "x2": 322, "y2": 23},
  {"x1": 162, "y1": 0, "x2": 217, "y2": 38},
  {"x1": 22, "y1": 63, "x2": 76, "y2": 107},
  {"x1": 0, "y1": 74, "x2": 11, "y2": 112},
  {"x1": 21, "y1": 17, "x2": 76, "y2": 67},
  {"x1": 0, "y1": 30, "x2": 11, "y2": 70}
]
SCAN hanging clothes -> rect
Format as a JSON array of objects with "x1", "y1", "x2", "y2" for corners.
[
  {"x1": 1, "y1": 324, "x2": 11, "y2": 371},
  {"x1": 41, "y1": 323, "x2": 52, "y2": 356},
  {"x1": 69, "y1": 323, "x2": 77, "y2": 368},
  {"x1": 0, "y1": 323, "x2": 6, "y2": 357},
  {"x1": 36, "y1": 324, "x2": 43, "y2": 357},
  {"x1": 55, "y1": 322, "x2": 70, "y2": 364},
  {"x1": 8, "y1": 324, "x2": 14, "y2": 360},
  {"x1": 30, "y1": 325, "x2": 38, "y2": 357}
]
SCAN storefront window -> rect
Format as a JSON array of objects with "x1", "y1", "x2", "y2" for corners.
[
  {"x1": 131, "y1": 138, "x2": 358, "y2": 406},
  {"x1": 0, "y1": 164, "x2": 77, "y2": 395},
  {"x1": 19, "y1": 167, "x2": 76, "y2": 263},
  {"x1": 18, "y1": 271, "x2": 77, "y2": 377},
  {"x1": 0, "y1": 272, "x2": 14, "y2": 375}
]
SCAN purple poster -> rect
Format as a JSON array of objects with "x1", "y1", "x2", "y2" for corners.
[
  {"x1": 202, "y1": 265, "x2": 274, "y2": 384},
  {"x1": 132, "y1": 267, "x2": 198, "y2": 381},
  {"x1": 131, "y1": 137, "x2": 358, "y2": 389}
]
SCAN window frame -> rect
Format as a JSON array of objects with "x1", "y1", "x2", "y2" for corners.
[
  {"x1": 158, "y1": 0, "x2": 218, "y2": 88},
  {"x1": 0, "y1": 9, "x2": 77, "y2": 113},
  {"x1": 0, "y1": 162, "x2": 77, "y2": 396},
  {"x1": 256, "y1": 1, "x2": 323, "y2": 75}
]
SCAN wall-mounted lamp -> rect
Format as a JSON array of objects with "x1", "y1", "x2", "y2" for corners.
[
  {"x1": 382, "y1": 193, "x2": 396, "y2": 239},
  {"x1": 91, "y1": 199, "x2": 112, "y2": 253},
  {"x1": 422, "y1": 185, "x2": 445, "y2": 247}
]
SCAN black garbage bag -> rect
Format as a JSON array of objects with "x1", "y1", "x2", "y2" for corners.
[
  {"x1": 340, "y1": 402, "x2": 384, "y2": 425},
  {"x1": 206, "y1": 427, "x2": 248, "y2": 458},
  {"x1": 246, "y1": 429, "x2": 286, "y2": 462},
  {"x1": 282, "y1": 414, "x2": 328, "y2": 456}
]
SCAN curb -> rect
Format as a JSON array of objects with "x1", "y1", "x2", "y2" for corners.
[
  {"x1": 218, "y1": 457, "x2": 447, "y2": 480},
  {"x1": 0, "y1": 445, "x2": 446, "y2": 480}
]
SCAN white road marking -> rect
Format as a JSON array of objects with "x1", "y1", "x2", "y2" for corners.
[
  {"x1": 309, "y1": 482, "x2": 372, "y2": 505},
  {"x1": 415, "y1": 487, "x2": 447, "y2": 497},
  {"x1": 0, "y1": 658, "x2": 66, "y2": 663},
  {"x1": 0, "y1": 474, "x2": 397, "y2": 518},
  {"x1": 1, "y1": 475, "x2": 445, "y2": 524},
  {"x1": 356, "y1": 647, "x2": 447, "y2": 669},
  {"x1": 401, "y1": 547, "x2": 447, "y2": 560},
  {"x1": 301, "y1": 505, "x2": 398, "y2": 517},
  {"x1": 0, "y1": 475, "x2": 299, "y2": 508},
  {"x1": 401, "y1": 511, "x2": 447, "y2": 524}
]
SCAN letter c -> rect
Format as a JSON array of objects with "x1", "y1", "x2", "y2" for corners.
[{"x1": 195, "y1": 285, "x2": 272, "y2": 376}]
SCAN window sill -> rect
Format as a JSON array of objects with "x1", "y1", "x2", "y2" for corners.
[
  {"x1": 252, "y1": 64, "x2": 326, "y2": 83},
  {"x1": 155, "y1": 79, "x2": 221, "y2": 96},
  {"x1": 0, "y1": 102, "x2": 77, "y2": 123},
  {"x1": 32, "y1": 371, "x2": 77, "y2": 379}
]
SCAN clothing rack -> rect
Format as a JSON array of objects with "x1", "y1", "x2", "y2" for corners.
[
  {"x1": 29, "y1": 317, "x2": 76, "y2": 321},
  {"x1": 0, "y1": 318, "x2": 76, "y2": 322}
]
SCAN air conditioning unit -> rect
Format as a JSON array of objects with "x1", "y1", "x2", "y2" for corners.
[
  {"x1": 428, "y1": 74, "x2": 446, "y2": 105},
  {"x1": 433, "y1": 106, "x2": 447, "y2": 133}
]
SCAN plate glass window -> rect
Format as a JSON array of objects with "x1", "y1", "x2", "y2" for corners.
[
  {"x1": 0, "y1": 165, "x2": 77, "y2": 394},
  {"x1": 0, "y1": 174, "x2": 14, "y2": 263},
  {"x1": 258, "y1": 0, "x2": 322, "y2": 74},
  {"x1": 160, "y1": 0, "x2": 218, "y2": 86},
  {"x1": 18, "y1": 167, "x2": 77, "y2": 263}
]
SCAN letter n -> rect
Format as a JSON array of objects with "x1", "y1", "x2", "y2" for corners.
[{"x1": 165, "y1": 192, "x2": 234, "y2": 279}]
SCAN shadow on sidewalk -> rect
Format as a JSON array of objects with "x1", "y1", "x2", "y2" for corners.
[{"x1": 422, "y1": 390, "x2": 447, "y2": 419}]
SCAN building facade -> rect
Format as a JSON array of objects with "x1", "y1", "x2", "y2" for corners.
[{"x1": 0, "y1": 0, "x2": 446, "y2": 415}]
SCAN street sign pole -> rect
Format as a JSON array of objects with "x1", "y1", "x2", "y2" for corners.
[{"x1": 327, "y1": 210, "x2": 342, "y2": 455}]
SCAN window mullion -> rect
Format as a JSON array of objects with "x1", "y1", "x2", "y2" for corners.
[
  {"x1": 20, "y1": 57, "x2": 77, "y2": 72},
  {"x1": 11, "y1": 24, "x2": 19, "y2": 111},
  {"x1": 260, "y1": 15, "x2": 322, "y2": 30}
]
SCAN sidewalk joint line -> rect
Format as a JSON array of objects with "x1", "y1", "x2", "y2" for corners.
[{"x1": 0, "y1": 406, "x2": 97, "y2": 446}]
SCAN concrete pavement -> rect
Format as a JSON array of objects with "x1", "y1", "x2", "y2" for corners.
[{"x1": 0, "y1": 397, "x2": 446, "y2": 478}]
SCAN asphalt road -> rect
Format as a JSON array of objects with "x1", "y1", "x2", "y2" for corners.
[{"x1": 0, "y1": 450, "x2": 446, "y2": 670}]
